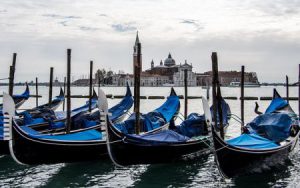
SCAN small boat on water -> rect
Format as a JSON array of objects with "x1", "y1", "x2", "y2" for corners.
[
  {"x1": 21, "y1": 84, "x2": 132, "y2": 134},
  {"x1": 0, "y1": 83, "x2": 30, "y2": 109},
  {"x1": 3, "y1": 87, "x2": 178, "y2": 165},
  {"x1": 0, "y1": 88, "x2": 65, "y2": 154},
  {"x1": 212, "y1": 89, "x2": 300, "y2": 178},
  {"x1": 228, "y1": 81, "x2": 261, "y2": 88},
  {"x1": 106, "y1": 93, "x2": 230, "y2": 166}
]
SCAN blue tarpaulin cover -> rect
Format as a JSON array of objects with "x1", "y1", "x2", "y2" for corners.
[
  {"x1": 210, "y1": 98, "x2": 231, "y2": 126},
  {"x1": 174, "y1": 113, "x2": 207, "y2": 138},
  {"x1": 246, "y1": 113, "x2": 292, "y2": 143},
  {"x1": 20, "y1": 126, "x2": 102, "y2": 141},
  {"x1": 227, "y1": 133, "x2": 279, "y2": 149},
  {"x1": 114, "y1": 112, "x2": 166, "y2": 134},
  {"x1": 115, "y1": 93, "x2": 179, "y2": 134},
  {"x1": 109, "y1": 85, "x2": 133, "y2": 121},
  {"x1": 109, "y1": 96, "x2": 133, "y2": 121},
  {"x1": 154, "y1": 95, "x2": 180, "y2": 122},
  {"x1": 130, "y1": 129, "x2": 189, "y2": 143},
  {"x1": 265, "y1": 97, "x2": 288, "y2": 114}
]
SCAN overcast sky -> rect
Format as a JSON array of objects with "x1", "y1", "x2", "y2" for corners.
[{"x1": 0, "y1": 0, "x2": 299, "y2": 83}]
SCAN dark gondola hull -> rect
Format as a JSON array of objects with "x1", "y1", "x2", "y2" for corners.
[
  {"x1": 0, "y1": 140, "x2": 9, "y2": 155},
  {"x1": 212, "y1": 129, "x2": 299, "y2": 178},
  {"x1": 106, "y1": 118, "x2": 211, "y2": 166},
  {"x1": 10, "y1": 120, "x2": 108, "y2": 165}
]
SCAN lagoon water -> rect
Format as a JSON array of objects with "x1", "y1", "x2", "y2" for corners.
[{"x1": 0, "y1": 85, "x2": 300, "y2": 187}]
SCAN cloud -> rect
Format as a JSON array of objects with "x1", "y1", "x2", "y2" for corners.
[
  {"x1": 0, "y1": 0, "x2": 300, "y2": 82},
  {"x1": 58, "y1": 21, "x2": 68, "y2": 27},
  {"x1": 42, "y1": 14, "x2": 81, "y2": 19},
  {"x1": 79, "y1": 26, "x2": 99, "y2": 31},
  {"x1": 0, "y1": 9, "x2": 7, "y2": 13},
  {"x1": 111, "y1": 23, "x2": 137, "y2": 32},
  {"x1": 99, "y1": 14, "x2": 108, "y2": 17},
  {"x1": 180, "y1": 19, "x2": 204, "y2": 31}
]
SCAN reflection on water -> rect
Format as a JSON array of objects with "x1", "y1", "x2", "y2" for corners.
[{"x1": 0, "y1": 86, "x2": 300, "y2": 187}]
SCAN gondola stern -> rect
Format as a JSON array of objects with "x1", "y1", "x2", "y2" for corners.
[
  {"x1": 125, "y1": 81, "x2": 132, "y2": 97},
  {"x1": 58, "y1": 87, "x2": 65, "y2": 99},
  {"x1": 170, "y1": 87, "x2": 177, "y2": 96},
  {"x1": 273, "y1": 88, "x2": 282, "y2": 99}
]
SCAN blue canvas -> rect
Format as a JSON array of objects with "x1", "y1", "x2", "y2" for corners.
[{"x1": 227, "y1": 133, "x2": 279, "y2": 149}]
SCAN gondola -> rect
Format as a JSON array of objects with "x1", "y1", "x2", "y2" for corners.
[
  {"x1": 0, "y1": 83, "x2": 30, "y2": 109},
  {"x1": 22, "y1": 84, "x2": 132, "y2": 133},
  {"x1": 3, "y1": 87, "x2": 177, "y2": 165},
  {"x1": 105, "y1": 94, "x2": 230, "y2": 166},
  {"x1": 212, "y1": 89, "x2": 300, "y2": 178},
  {"x1": 26, "y1": 87, "x2": 65, "y2": 112},
  {"x1": 0, "y1": 88, "x2": 65, "y2": 155}
]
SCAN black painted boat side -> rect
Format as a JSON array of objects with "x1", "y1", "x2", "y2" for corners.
[{"x1": 106, "y1": 116, "x2": 211, "y2": 166}]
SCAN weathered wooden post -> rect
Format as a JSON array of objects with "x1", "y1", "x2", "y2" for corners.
[
  {"x1": 49, "y1": 67, "x2": 54, "y2": 104},
  {"x1": 98, "y1": 77, "x2": 101, "y2": 88},
  {"x1": 66, "y1": 49, "x2": 71, "y2": 133},
  {"x1": 184, "y1": 69, "x2": 188, "y2": 119},
  {"x1": 89, "y1": 60, "x2": 93, "y2": 112},
  {"x1": 286, "y1": 75, "x2": 289, "y2": 104},
  {"x1": 35, "y1": 77, "x2": 39, "y2": 107},
  {"x1": 8, "y1": 53, "x2": 17, "y2": 96},
  {"x1": 134, "y1": 34, "x2": 141, "y2": 135},
  {"x1": 211, "y1": 52, "x2": 224, "y2": 139},
  {"x1": 63, "y1": 77, "x2": 66, "y2": 111},
  {"x1": 8, "y1": 66, "x2": 14, "y2": 96},
  {"x1": 241, "y1": 66, "x2": 245, "y2": 131}
]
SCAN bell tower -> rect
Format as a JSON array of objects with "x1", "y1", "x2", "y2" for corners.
[
  {"x1": 133, "y1": 32, "x2": 142, "y2": 74},
  {"x1": 151, "y1": 59, "x2": 154, "y2": 69}
]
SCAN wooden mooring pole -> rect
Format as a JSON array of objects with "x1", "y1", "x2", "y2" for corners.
[
  {"x1": 241, "y1": 66, "x2": 245, "y2": 131},
  {"x1": 63, "y1": 77, "x2": 66, "y2": 111},
  {"x1": 49, "y1": 67, "x2": 54, "y2": 104},
  {"x1": 66, "y1": 49, "x2": 71, "y2": 133},
  {"x1": 286, "y1": 75, "x2": 289, "y2": 104},
  {"x1": 35, "y1": 77, "x2": 39, "y2": 107},
  {"x1": 8, "y1": 53, "x2": 17, "y2": 96},
  {"x1": 89, "y1": 61, "x2": 93, "y2": 112},
  {"x1": 211, "y1": 52, "x2": 224, "y2": 139},
  {"x1": 184, "y1": 69, "x2": 188, "y2": 119}
]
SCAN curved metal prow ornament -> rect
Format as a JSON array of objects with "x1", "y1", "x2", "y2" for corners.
[{"x1": 3, "y1": 93, "x2": 25, "y2": 165}]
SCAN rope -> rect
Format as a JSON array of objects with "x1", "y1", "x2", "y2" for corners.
[
  {"x1": 230, "y1": 113, "x2": 242, "y2": 121},
  {"x1": 106, "y1": 139, "x2": 122, "y2": 144}
]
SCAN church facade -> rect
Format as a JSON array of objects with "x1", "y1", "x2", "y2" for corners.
[{"x1": 144, "y1": 53, "x2": 197, "y2": 86}]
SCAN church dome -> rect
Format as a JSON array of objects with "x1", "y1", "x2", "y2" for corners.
[{"x1": 164, "y1": 53, "x2": 176, "y2": 66}]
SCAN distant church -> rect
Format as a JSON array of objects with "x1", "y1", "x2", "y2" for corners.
[{"x1": 145, "y1": 53, "x2": 196, "y2": 86}]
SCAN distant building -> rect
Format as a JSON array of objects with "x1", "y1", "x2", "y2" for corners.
[
  {"x1": 145, "y1": 53, "x2": 196, "y2": 86},
  {"x1": 173, "y1": 61, "x2": 196, "y2": 86},
  {"x1": 196, "y1": 71, "x2": 259, "y2": 86}
]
